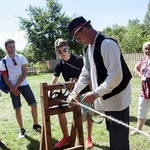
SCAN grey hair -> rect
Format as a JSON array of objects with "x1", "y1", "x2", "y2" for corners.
[{"x1": 143, "y1": 41, "x2": 150, "y2": 50}]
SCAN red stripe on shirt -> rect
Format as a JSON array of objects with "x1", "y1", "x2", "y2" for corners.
[{"x1": 1, "y1": 70, "x2": 8, "y2": 76}]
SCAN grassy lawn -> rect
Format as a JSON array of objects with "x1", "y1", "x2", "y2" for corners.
[{"x1": 0, "y1": 73, "x2": 150, "y2": 150}]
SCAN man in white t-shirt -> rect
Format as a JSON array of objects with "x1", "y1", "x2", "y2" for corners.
[{"x1": 0, "y1": 39, "x2": 41, "y2": 138}]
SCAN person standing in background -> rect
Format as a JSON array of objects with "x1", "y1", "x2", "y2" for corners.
[
  {"x1": 0, "y1": 39, "x2": 41, "y2": 139},
  {"x1": 50, "y1": 38, "x2": 93, "y2": 149},
  {"x1": 131, "y1": 41, "x2": 150, "y2": 135}
]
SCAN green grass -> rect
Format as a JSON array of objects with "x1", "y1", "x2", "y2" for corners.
[{"x1": 0, "y1": 74, "x2": 150, "y2": 150}]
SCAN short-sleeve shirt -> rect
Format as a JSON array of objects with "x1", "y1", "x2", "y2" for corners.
[
  {"x1": 139, "y1": 57, "x2": 150, "y2": 97},
  {"x1": 54, "y1": 53, "x2": 90, "y2": 94},
  {"x1": 139, "y1": 57, "x2": 150, "y2": 76},
  {"x1": 0, "y1": 53, "x2": 28, "y2": 86}
]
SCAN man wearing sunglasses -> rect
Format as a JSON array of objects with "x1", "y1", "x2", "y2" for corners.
[
  {"x1": 0, "y1": 39, "x2": 41, "y2": 139},
  {"x1": 50, "y1": 38, "x2": 93, "y2": 149}
]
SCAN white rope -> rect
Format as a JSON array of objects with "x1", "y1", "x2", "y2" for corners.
[{"x1": 62, "y1": 100, "x2": 150, "y2": 138}]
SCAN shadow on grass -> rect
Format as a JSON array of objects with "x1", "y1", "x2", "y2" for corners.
[
  {"x1": 145, "y1": 119, "x2": 150, "y2": 126},
  {"x1": 25, "y1": 135, "x2": 40, "y2": 150},
  {"x1": 129, "y1": 116, "x2": 137, "y2": 122},
  {"x1": 0, "y1": 147, "x2": 11, "y2": 150},
  {"x1": 25, "y1": 135, "x2": 58, "y2": 150},
  {"x1": 0, "y1": 141, "x2": 11, "y2": 150},
  {"x1": 130, "y1": 116, "x2": 150, "y2": 126},
  {"x1": 93, "y1": 143, "x2": 109, "y2": 150}
]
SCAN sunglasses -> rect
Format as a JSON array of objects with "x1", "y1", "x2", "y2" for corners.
[
  {"x1": 12, "y1": 58, "x2": 17, "y2": 66},
  {"x1": 56, "y1": 48, "x2": 68, "y2": 54}
]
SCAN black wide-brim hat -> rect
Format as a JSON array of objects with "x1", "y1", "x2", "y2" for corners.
[{"x1": 68, "y1": 16, "x2": 91, "y2": 38}]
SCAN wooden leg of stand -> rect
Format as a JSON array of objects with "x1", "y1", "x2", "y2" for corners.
[
  {"x1": 74, "y1": 105, "x2": 84, "y2": 149},
  {"x1": 40, "y1": 125, "x2": 45, "y2": 150},
  {"x1": 69, "y1": 117, "x2": 77, "y2": 147}
]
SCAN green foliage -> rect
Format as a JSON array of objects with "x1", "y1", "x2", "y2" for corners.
[
  {"x1": 23, "y1": 45, "x2": 37, "y2": 64},
  {"x1": 98, "y1": 3, "x2": 150, "y2": 54},
  {"x1": 103, "y1": 24, "x2": 127, "y2": 43},
  {"x1": 103, "y1": 21, "x2": 148, "y2": 53},
  {"x1": 0, "y1": 48, "x2": 24, "y2": 60},
  {"x1": 121, "y1": 23, "x2": 147, "y2": 53},
  {"x1": 18, "y1": 0, "x2": 83, "y2": 63},
  {"x1": 0, "y1": 48, "x2": 6, "y2": 59},
  {"x1": 18, "y1": 0, "x2": 150, "y2": 62},
  {"x1": 143, "y1": 1, "x2": 150, "y2": 34},
  {"x1": 35, "y1": 61, "x2": 49, "y2": 73}
]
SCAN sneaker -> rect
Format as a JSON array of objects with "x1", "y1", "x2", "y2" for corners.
[
  {"x1": 33, "y1": 124, "x2": 41, "y2": 131},
  {"x1": 86, "y1": 137, "x2": 93, "y2": 149},
  {"x1": 130, "y1": 130, "x2": 140, "y2": 135},
  {"x1": 54, "y1": 136, "x2": 70, "y2": 149},
  {"x1": 19, "y1": 128, "x2": 26, "y2": 138}
]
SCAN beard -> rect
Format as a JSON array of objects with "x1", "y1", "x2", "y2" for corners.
[{"x1": 7, "y1": 49, "x2": 15, "y2": 55}]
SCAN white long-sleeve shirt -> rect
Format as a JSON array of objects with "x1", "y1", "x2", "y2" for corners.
[{"x1": 73, "y1": 33, "x2": 131, "y2": 111}]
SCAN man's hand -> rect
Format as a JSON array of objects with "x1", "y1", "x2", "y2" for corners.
[
  {"x1": 82, "y1": 91, "x2": 96, "y2": 104},
  {"x1": 14, "y1": 89, "x2": 20, "y2": 96},
  {"x1": 67, "y1": 91, "x2": 78, "y2": 107},
  {"x1": 10, "y1": 86, "x2": 20, "y2": 96}
]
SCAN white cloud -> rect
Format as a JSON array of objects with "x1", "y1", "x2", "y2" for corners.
[
  {"x1": 0, "y1": 31, "x2": 27, "y2": 51},
  {"x1": 0, "y1": 33, "x2": 9, "y2": 49},
  {"x1": 14, "y1": 31, "x2": 27, "y2": 50}
]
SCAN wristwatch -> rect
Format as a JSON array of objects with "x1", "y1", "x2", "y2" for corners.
[{"x1": 93, "y1": 91, "x2": 99, "y2": 99}]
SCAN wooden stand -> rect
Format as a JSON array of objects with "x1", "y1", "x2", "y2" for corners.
[{"x1": 40, "y1": 82, "x2": 84, "y2": 150}]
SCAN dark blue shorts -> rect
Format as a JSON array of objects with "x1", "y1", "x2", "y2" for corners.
[{"x1": 10, "y1": 84, "x2": 37, "y2": 109}]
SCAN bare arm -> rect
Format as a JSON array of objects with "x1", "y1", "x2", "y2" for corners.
[
  {"x1": 51, "y1": 76, "x2": 59, "y2": 84},
  {"x1": 3, "y1": 74, "x2": 20, "y2": 96},
  {"x1": 14, "y1": 64, "x2": 27, "y2": 90},
  {"x1": 3, "y1": 74, "x2": 13, "y2": 89},
  {"x1": 49, "y1": 76, "x2": 59, "y2": 97},
  {"x1": 134, "y1": 62, "x2": 142, "y2": 77}
]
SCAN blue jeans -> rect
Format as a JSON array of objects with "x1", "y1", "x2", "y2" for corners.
[{"x1": 10, "y1": 84, "x2": 37, "y2": 109}]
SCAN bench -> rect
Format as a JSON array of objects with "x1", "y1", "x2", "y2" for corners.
[{"x1": 27, "y1": 67, "x2": 37, "y2": 75}]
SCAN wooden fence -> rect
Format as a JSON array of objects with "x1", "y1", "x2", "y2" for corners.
[
  {"x1": 47, "y1": 53, "x2": 144, "y2": 78},
  {"x1": 27, "y1": 66, "x2": 37, "y2": 75},
  {"x1": 47, "y1": 59, "x2": 57, "y2": 71},
  {"x1": 123, "y1": 53, "x2": 144, "y2": 78}
]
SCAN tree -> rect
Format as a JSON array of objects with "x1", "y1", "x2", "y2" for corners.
[
  {"x1": 0, "y1": 48, "x2": 5, "y2": 60},
  {"x1": 143, "y1": 1, "x2": 150, "y2": 34},
  {"x1": 121, "y1": 24, "x2": 147, "y2": 53},
  {"x1": 127, "y1": 19, "x2": 141, "y2": 26},
  {"x1": 102, "y1": 1, "x2": 150, "y2": 53},
  {"x1": 102, "y1": 20, "x2": 148, "y2": 53},
  {"x1": 18, "y1": 0, "x2": 83, "y2": 63},
  {"x1": 103, "y1": 24, "x2": 127, "y2": 44}
]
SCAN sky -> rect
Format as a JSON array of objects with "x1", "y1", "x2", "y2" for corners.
[{"x1": 0, "y1": 0, "x2": 149, "y2": 50}]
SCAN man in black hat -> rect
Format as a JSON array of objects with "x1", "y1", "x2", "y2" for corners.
[{"x1": 67, "y1": 16, "x2": 132, "y2": 150}]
